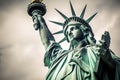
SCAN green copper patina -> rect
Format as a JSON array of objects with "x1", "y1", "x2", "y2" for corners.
[{"x1": 28, "y1": 0, "x2": 120, "y2": 80}]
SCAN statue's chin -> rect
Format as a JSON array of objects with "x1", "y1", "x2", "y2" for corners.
[
  {"x1": 70, "y1": 39, "x2": 79, "y2": 44},
  {"x1": 73, "y1": 37, "x2": 84, "y2": 42}
]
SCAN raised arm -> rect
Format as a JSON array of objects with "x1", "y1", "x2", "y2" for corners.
[{"x1": 32, "y1": 11, "x2": 55, "y2": 49}]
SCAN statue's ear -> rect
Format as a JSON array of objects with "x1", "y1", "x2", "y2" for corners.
[{"x1": 81, "y1": 25, "x2": 91, "y2": 36}]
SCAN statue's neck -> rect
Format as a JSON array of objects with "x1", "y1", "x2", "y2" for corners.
[{"x1": 70, "y1": 39, "x2": 87, "y2": 50}]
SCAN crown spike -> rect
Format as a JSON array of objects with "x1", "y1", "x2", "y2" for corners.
[
  {"x1": 86, "y1": 12, "x2": 97, "y2": 23},
  {"x1": 55, "y1": 8, "x2": 68, "y2": 19},
  {"x1": 49, "y1": 20, "x2": 64, "y2": 26},
  {"x1": 80, "y1": 4, "x2": 87, "y2": 18},
  {"x1": 69, "y1": 0, "x2": 76, "y2": 16},
  {"x1": 58, "y1": 37, "x2": 66, "y2": 43},
  {"x1": 53, "y1": 30, "x2": 63, "y2": 35}
]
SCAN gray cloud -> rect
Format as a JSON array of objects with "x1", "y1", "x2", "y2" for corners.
[
  {"x1": 109, "y1": 16, "x2": 120, "y2": 55},
  {"x1": 0, "y1": 0, "x2": 24, "y2": 9},
  {"x1": 96, "y1": 0, "x2": 120, "y2": 12}
]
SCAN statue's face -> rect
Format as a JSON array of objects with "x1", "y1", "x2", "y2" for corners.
[{"x1": 65, "y1": 21, "x2": 84, "y2": 42}]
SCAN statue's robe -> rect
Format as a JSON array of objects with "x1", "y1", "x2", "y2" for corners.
[{"x1": 44, "y1": 42, "x2": 120, "y2": 80}]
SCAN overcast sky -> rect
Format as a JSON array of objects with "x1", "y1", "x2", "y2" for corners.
[{"x1": 0, "y1": 0, "x2": 120, "y2": 80}]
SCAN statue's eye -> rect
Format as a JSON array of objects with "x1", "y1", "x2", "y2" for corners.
[
  {"x1": 70, "y1": 27, "x2": 74, "y2": 31},
  {"x1": 75, "y1": 26, "x2": 79, "y2": 29}
]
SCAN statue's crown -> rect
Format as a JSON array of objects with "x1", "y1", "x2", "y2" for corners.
[{"x1": 50, "y1": 0, "x2": 97, "y2": 43}]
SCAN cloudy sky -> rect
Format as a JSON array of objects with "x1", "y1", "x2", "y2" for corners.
[{"x1": 0, "y1": 0, "x2": 120, "y2": 80}]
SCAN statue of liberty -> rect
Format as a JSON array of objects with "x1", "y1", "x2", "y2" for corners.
[{"x1": 27, "y1": 0, "x2": 120, "y2": 80}]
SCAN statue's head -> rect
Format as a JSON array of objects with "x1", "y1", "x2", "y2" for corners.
[
  {"x1": 50, "y1": 0, "x2": 97, "y2": 45},
  {"x1": 64, "y1": 20, "x2": 84, "y2": 42}
]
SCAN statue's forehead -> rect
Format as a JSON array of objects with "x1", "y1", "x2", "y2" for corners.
[
  {"x1": 66, "y1": 21, "x2": 82, "y2": 26},
  {"x1": 65, "y1": 21, "x2": 82, "y2": 30}
]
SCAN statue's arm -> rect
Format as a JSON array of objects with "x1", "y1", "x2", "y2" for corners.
[
  {"x1": 33, "y1": 14, "x2": 55, "y2": 49},
  {"x1": 96, "y1": 31, "x2": 116, "y2": 68},
  {"x1": 94, "y1": 31, "x2": 117, "y2": 77}
]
